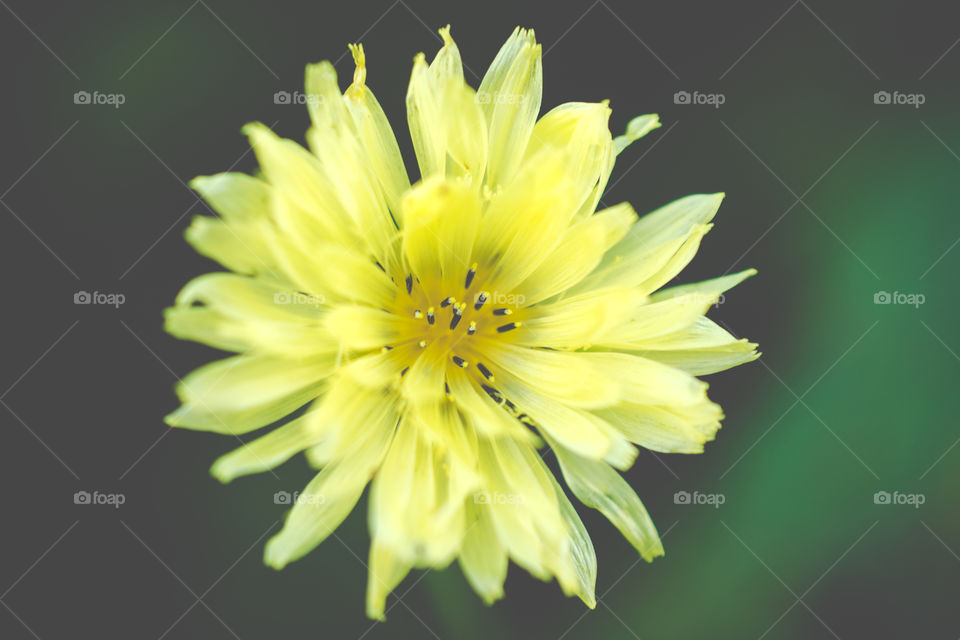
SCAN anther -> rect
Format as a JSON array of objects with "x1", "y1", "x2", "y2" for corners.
[
  {"x1": 496, "y1": 321, "x2": 521, "y2": 333},
  {"x1": 474, "y1": 291, "x2": 489, "y2": 310},
  {"x1": 427, "y1": 307, "x2": 435, "y2": 325},
  {"x1": 452, "y1": 355, "x2": 469, "y2": 368},
  {"x1": 414, "y1": 309, "x2": 423, "y2": 319},
  {"x1": 449, "y1": 305, "x2": 463, "y2": 330},
  {"x1": 467, "y1": 321, "x2": 477, "y2": 335},
  {"x1": 405, "y1": 274, "x2": 413, "y2": 295},
  {"x1": 465, "y1": 263, "x2": 478, "y2": 289},
  {"x1": 400, "y1": 366, "x2": 410, "y2": 377},
  {"x1": 380, "y1": 346, "x2": 393, "y2": 353},
  {"x1": 440, "y1": 296, "x2": 455, "y2": 308},
  {"x1": 418, "y1": 340, "x2": 427, "y2": 348},
  {"x1": 476, "y1": 362, "x2": 494, "y2": 381},
  {"x1": 492, "y1": 308, "x2": 512, "y2": 316}
]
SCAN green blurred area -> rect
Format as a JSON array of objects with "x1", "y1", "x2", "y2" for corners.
[{"x1": 8, "y1": 1, "x2": 959, "y2": 638}]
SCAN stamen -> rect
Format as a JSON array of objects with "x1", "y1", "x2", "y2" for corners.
[
  {"x1": 467, "y1": 321, "x2": 477, "y2": 335},
  {"x1": 440, "y1": 296, "x2": 455, "y2": 308},
  {"x1": 405, "y1": 274, "x2": 413, "y2": 294},
  {"x1": 474, "y1": 291, "x2": 488, "y2": 310},
  {"x1": 465, "y1": 263, "x2": 477, "y2": 288},
  {"x1": 481, "y1": 384, "x2": 504, "y2": 405},
  {"x1": 400, "y1": 366, "x2": 409, "y2": 377},
  {"x1": 450, "y1": 306, "x2": 463, "y2": 330},
  {"x1": 380, "y1": 346, "x2": 393, "y2": 353},
  {"x1": 452, "y1": 355, "x2": 469, "y2": 368},
  {"x1": 414, "y1": 309, "x2": 423, "y2": 319},
  {"x1": 496, "y1": 321, "x2": 521, "y2": 333},
  {"x1": 418, "y1": 340, "x2": 427, "y2": 348},
  {"x1": 476, "y1": 362, "x2": 494, "y2": 381},
  {"x1": 492, "y1": 308, "x2": 512, "y2": 316},
  {"x1": 427, "y1": 307, "x2": 435, "y2": 325}
]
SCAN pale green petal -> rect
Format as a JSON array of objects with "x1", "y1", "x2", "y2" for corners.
[
  {"x1": 548, "y1": 437, "x2": 664, "y2": 561},
  {"x1": 458, "y1": 502, "x2": 508, "y2": 605},
  {"x1": 613, "y1": 113, "x2": 661, "y2": 155}
]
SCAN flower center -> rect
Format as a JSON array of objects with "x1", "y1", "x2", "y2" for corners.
[{"x1": 388, "y1": 263, "x2": 523, "y2": 382}]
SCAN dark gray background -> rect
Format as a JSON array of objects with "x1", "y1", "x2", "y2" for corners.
[{"x1": 2, "y1": 1, "x2": 958, "y2": 638}]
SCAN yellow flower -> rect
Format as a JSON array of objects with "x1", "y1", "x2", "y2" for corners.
[{"x1": 165, "y1": 26, "x2": 758, "y2": 619}]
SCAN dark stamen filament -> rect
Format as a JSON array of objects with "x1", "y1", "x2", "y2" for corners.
[
  {"x1": 474, "y1": 292, "x2": 488, "y2": 310},
  {"x1": 492, "y1": 308, "x2": 512, "y2": 316},
  {"x1": 496, "y1": 322, "x2": 521, "y2": 333},
  {"x1": 452, "y1": 355, "x2": 469, "y2": 368}
]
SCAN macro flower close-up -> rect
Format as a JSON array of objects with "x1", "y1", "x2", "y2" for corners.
[{"x1": 163, "y1": 26, "x2": 757, "y2": 618}]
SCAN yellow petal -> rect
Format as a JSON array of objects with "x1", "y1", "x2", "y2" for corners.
[
  {"x1": 344, "y1": 44, "x2": 411, "y2": 218},
  {"x1": 165, "y1": 354, "x2": 332, "y2": 434},
  {"x1": 548, "y1": 437, "x2": 664, "y2": 561},
  {"x1": 517, "y1": 202, "x2": 636, "y2": 305},
  {"x1": 477, "y1": 27, "x2": 542, "y2": 188},
  {"x1": 524, "y1": 102, "x2": 613, "y2": 216},
  {"x1": 400, "y1": 177, "x2": 481, "y2": 285},
  {"x1": 264, "y1": 397, "x2": 396, "y2": 569},
  {"x1": 210, "y1": 414, "x2": 320, "y2": 482},
  {"x1": 571, "y1": 193, "x2": 724, "y2": 295},
  {"x1": 458, "y1": 501, "x2": 508, "y2": 604}
]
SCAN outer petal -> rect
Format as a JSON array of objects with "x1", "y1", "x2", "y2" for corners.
[
  {"x1": 264, "y1": 394, "x2": 397, "y2": 568},
  {"x1": 523, "y1": 102, "x2": 613, "y2": 217},
  {"x1": 478, "y1": 27, "x2": 542, "y2": 188},
  {"x1": 548, "y1": 437, "x2": 664, "y2": 561},
  {"x1": 344, "y1": 44, "x2": 411, "y2": 219},
  {"x1": 165, "y1": 353, "x2": 333, "y2": 434},
  {"x1": 406, "y1": 28, "x2": 488, "y2": 186},
  {"x1": 570, "y1": 193, "x2": 724, "y2": 296}
]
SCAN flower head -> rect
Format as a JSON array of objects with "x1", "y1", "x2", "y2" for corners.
[{"x1": 166, "y1": 26, "x2": 758, "y2": 618}]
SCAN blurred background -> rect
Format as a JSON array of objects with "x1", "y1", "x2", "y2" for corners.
[{"x1": 1, "y1": 0, "x2": 957, "y2": 638}]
